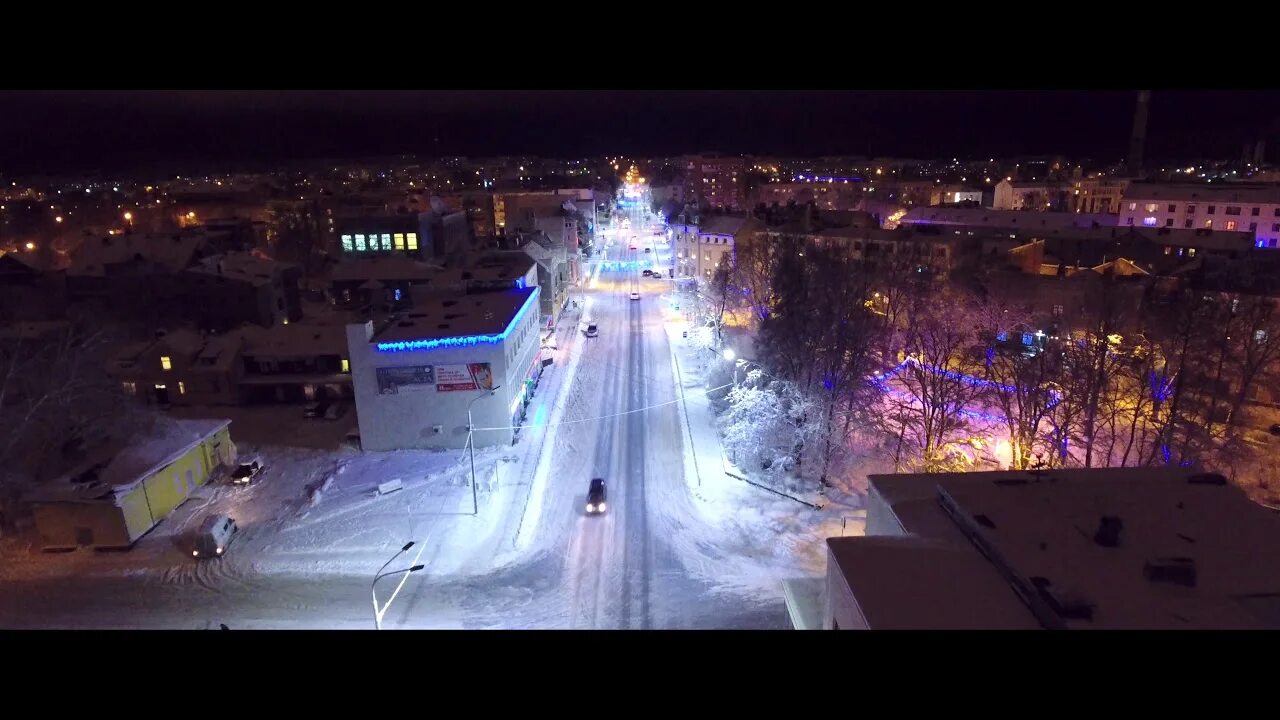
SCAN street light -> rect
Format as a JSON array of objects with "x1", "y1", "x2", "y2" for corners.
[
  {"x1": 371, "y1": 559, "x2": 426, "y2": 631},
  {"x1": 466, "y1": 385, "x2": 502, "y2": 516},
  {"x1": 722, "y1": 348, "x2": 736, "y2": 362}
]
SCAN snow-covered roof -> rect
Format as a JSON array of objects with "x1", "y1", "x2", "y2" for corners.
[
  {"x1": 862, "y1": 468, "x2": 1280, "y2": 629},
  {"x1": 1124, "y1": 182, "x2": 1280, "y2": 204},
  {"x1": 32, "y1": 418, "x2": 231, "y2": 504},
  {"x1": 372, "y1": 287, "x2": 537, "y2": 345},
  {"x1": 697, "y1": 214, "x2": 755, "y2": 238},
  {"x1": 187, "y1": 252, "x2": 294, "y2": 287},
  {"x1": 901, "y1": 207, "x2": 1114, "y2": 230},
  {"x1": 331, "y1": 256, "x2": 442, "y2": 283},
  {"x1": 238, "y1": 322, "x2": 348, "y2": 359},
  {"x1": 68, "y1": 232, "x2": 208, "y2": 277}
]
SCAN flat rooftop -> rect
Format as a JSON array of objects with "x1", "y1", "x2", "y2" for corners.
[
  {"x1": 859, "y1": 468, "x2": 1280, "y2": 629},
  {"x1": 370, "y1": 286, "x2": 538, "y2": 349},
  {"x1": 828, "y1": 536, "x2": 1040, "y2": 630}
]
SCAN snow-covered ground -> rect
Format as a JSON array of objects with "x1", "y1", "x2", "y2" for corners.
[{"x1": 0, "y1": 214, "x2": 852, "y2": 629}]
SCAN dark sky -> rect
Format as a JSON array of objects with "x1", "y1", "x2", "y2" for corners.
[{"x1": 2, "y1": 90, "x2": 1277, "y2": 176}]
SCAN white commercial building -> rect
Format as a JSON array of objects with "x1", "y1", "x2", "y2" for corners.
[
  {"x1": 1118, "y1": 182, "x2": 1280, "y2": 248},
  {"x1": 345, "y1": 285, "x2": 544, "y2": 451}
]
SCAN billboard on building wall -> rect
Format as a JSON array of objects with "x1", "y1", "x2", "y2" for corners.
[
  {"x1": 436, "y1": 363, "x2": 494, "y2": 392},
  {"x1": 377, "y1": 366, "x2": 435, "y2": 394}
]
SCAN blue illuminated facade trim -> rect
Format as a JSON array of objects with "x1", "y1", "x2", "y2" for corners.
[{"x1": 374, "y1": 287, "x2": 540, "y2": 353}]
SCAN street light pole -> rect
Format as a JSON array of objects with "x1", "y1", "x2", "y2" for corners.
[
  {"x1": 371, "y1": 541, "x2": 415, "y2": 630},
  {"x1": 371, "y1": 563, "x2": 426, "y2": 630},
  {"x1": 466, "y1": 385, "x2": 502, "y2": 516}
]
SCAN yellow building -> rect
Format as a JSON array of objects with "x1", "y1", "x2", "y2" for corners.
[{"x1": 29, "y1": 419, "x2": 235, "y2": 551}]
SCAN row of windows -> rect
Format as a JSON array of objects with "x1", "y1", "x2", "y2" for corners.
[
  {"x1": 341, "y1": 232, "x2": 419, "y2": 252},
  {"x1": 1132, "y1": 217, "x2": 1279, "y2": 234},
  {"x1": 1131, "y1": 202, "x2": 1280, "y2": 217}
]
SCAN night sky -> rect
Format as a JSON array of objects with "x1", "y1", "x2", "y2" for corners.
[{"x1": 2, "y1": 90, "x2": 1277, "y2": 175}]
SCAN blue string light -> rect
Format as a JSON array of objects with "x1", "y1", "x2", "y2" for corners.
[{"x1": 375, "y1": 287, "x2": 541, "y2": 353}]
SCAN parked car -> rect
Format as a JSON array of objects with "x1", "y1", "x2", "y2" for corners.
[
  {"x1": 651, "y1": 271, "x2": 663, "y2": 279},
  {"x1": 584, "y1": 323, "x2": 599, "y2": 338},
  {"x1": 642, "y1": 269, "x2": 653, "y2": 277},
  {"x1": 585, "y1": 478, "x2": 607, "y2": 515},
  {"x1": 303, "y1": 401, "x2": 328, "y2": 419},
  {"x1": 191, "y1": 514, "x2": 238, "y2": 559},
  {"x1": 644, "y1": 247, "x2": 651, "y2": 253},
  {"x1": 230, "y1": 459, "x2": 263, "y2": 486},
  {"x1": 630, "y1": 291, "x2": 640, "y2": 301},
  {"x1": 324, "y1": 403, "x2": 347, "y2": 421}
]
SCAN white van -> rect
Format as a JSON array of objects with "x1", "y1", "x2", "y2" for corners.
[{"x1": 192, "y1": 514, "x2": 238, "y2": 559}]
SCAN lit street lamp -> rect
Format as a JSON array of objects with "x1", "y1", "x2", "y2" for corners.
[{"x1": 466, "y1": 385, "x2": 502, "y2": 515}]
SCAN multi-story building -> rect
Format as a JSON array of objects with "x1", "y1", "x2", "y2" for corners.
[
  {"x1": 346, "y1": 284, "x2": 545, "y2": 450},
  {"x1": 1071, "y1": 176, "x2": 1130, "y2": 214},
  {"x1": 753, "y1": 181, "x2": 862, "y2": 212},
  {"x1": 335, "y1": 209, "x2": 471, "y2": 265},
  {"x1": 110, "y1": 321, "x2": 354, "y2": 407},
  {"x1": 993, "y1": 179, "x2": 1071, "y2": 211},
  {"x1": 173, "y1": 252, "x2": 303, "y2": 330},
  {"x1": 672, "y1": 214, "x2": 759, "y2": 281},
  {"x1": 900, "y1": 206, "x2": 1116, "y2": 232},
  {"x1": 1118, "y1": 182, "x2": 1280, "y2": 248},
  {"x1": 680, "y1": 155, "x2": 747, "y2": 211}
]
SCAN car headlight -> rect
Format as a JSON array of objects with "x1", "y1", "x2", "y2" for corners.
[
  {"x1": 216, "y1": 547, "x2": 224, "y2": 555},
  {"x1": 586, "y1": 504, "x2": 595, "y2": 512},
  {"x1": 597, "y1": 502, "x2": 606, "y2": 512}
]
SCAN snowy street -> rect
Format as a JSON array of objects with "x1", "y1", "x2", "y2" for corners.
[{"x1": 0, "y1": 209, "x2": 850, "y2": 630}]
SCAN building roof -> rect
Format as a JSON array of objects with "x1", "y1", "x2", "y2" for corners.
[
  {"x1": 902, "y1": 207, "x2": 1114, "y2": 230},
  {"x1": 68, "y1": 232, "x2": 209, "y2": 277},
  {"x1": 238, "y1": 321, "x2": 348, "y2": 358},
  {"x1": 1123, "y1": 182, "x2": 1280, "y2": 205},
  {"x1": 861, "y1": 468, "x2": 1280, "y2": 630},
  {"x1": 187, "y1": 252, "x2": 294, "y2": 286},
  {"x1": 698, "y1": 214, "x2": 755, "y2": 238},
  {"x1": 370, "y1": 286, "x2": 539, "y2": 349},
  {"x1": 331, "y1": 255, "x2": 442, "y2": 283},
  {"x1": 827, "y1": 536, "x2": 1040, "y2": 630},
  {"x1": 31, "y1": 418, "x2": 231, "y2": 504},
  {"x1": 0, "y1": 251, "x2": 40, "y2": 279}
]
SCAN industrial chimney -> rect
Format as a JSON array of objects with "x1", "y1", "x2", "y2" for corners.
[{"x1": 1128, "y1": 90, "x2": 1151, "y2": 178}]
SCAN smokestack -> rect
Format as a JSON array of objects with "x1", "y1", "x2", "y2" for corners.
[{"x1": 1128, "y1": 90, "x2": 1151, "y2": 178}]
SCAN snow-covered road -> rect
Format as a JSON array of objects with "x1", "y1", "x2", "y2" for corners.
[{"x1": 0, "y1": 222, "x2": 842, "y2": 629}]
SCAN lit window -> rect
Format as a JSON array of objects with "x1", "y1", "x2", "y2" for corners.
[
  {"x1": 1022, "y1": 332, "x2": 1033, "y2": 346},
  {"x1": 355, "y1": 234, "x2": 367, "y2": 251},
  {"x1": 1204, "y1": 219, "x2": 1213, "y2": 228},
  {"x1": 122, "y1": 381, "x2": 136, "y2": 394},
  {"x1": 160, "y1": 356, "x2": 172, "y2": 370},
  {"x1": 341, "y1": 358, "x2": 350, "y2": 373},
  {"x1": 1143, "y1": 217, "x2": 1157, "y2": 227},
  {"x1": 1145, "y1": 203, "x2": 1158, "y2": 213},
  {"x1": 1128, "y1": 202, "x2": 1136, "y2": 211},
  {"x1": 1188, "y1": 248, "x2": 1196, "y2": 257},
  {"x1": 394, "y1": 233, "x2": 405, "y2": 250},
  {"x1": 381, "y1": 233, "x2": 392, "y2": 250},
  {"x1": 406, "y1": 233, "x2": 418, "y2": 250},
  {"x1": 178, "y1": 381, "x2": 186, "y2": 395},
  {"x1": 341, "y1": 234, "x2": 353, "y2": 251},
  {"x1": 1225, "y1": 221, "x2": 1238, "y2": 231}
]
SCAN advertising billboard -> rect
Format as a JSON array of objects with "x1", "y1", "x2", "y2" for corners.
[
  {"x1": 377, "y1": 365, "x2": 435, "y2": 394},
  {"x1": 436, "y1": 363, "x2": 494, "y2": 392}
]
